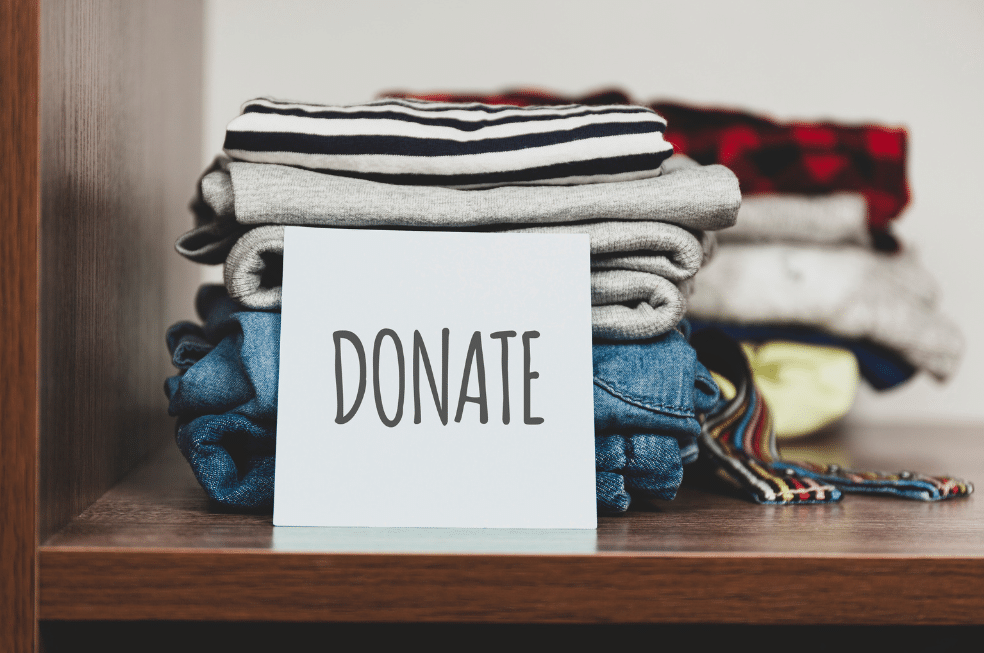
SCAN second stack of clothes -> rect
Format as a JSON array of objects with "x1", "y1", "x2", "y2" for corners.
[
  {"x1": 389, "y1": 89, "x2": 966, "y2": 439},
  {"x1": 373, "y1": 88, "x2": 972, "y2": 505},
  {"x1": 656, "y1": 102, "x2": 964, "y2": 438}
]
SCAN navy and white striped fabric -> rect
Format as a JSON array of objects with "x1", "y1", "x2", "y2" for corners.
[{"x1": 223, "y1": 98, "x2": 673, "y2": 188}]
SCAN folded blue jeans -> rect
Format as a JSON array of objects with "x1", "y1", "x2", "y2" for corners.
[
  {"x1": 595, "y1": 434, "x2": 685, "y2": 513},
  {"x1": 166, "y1": 286, "x2": 718, "y2": 513}
]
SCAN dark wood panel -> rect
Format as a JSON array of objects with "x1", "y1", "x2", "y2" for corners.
[
  {"x1": 37, "y1": 548, "x2": 984, "y2": 625},
  {"x1": 37, "y1": 0, "x2": 203, "y2": 543},
  {"x1": 0, "y1": 1, "x2": 41, "y2": 650}
]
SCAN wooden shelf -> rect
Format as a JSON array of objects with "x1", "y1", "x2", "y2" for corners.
[
  {"x1": 39, "y1": 424, "x2": 984, "y2": 625},
  {"x1": 5, "y1": 2, "x2": 984, "y2": 648}
]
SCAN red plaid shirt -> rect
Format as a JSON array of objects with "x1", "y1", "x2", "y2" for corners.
[{"x1": 652, "y1": 102, "x2": 908, "y2": 228}]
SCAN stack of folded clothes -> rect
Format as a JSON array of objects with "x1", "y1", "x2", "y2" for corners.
[
  {"x1": 166, "y1": 97, "x2": 744, "y2": 514},
  {"x1": 375, "y1": 88, "x2": 972, "y2": 505},
  {"x1": 656, "y1": 102, "x2": 964, "y2": 438},
  {"x1": 675, "y1": 110, "x2": 971, "y2": 496}
]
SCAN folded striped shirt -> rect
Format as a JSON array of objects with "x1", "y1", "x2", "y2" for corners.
[{"x1": 223, "y1": 98, "x2": 673, "y2": 187}]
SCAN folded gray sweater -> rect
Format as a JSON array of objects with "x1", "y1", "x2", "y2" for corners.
[
  {"x1": 719, "y1": 193, "x2": 872, "y2": 246},
  {"x1": 687, "y1": 242, "x2": 963, "y2": 380},
  {"x1": 225, "y1": 222, "x2": 714, "y2": 340},
  {"x1": 176, "y1": 155, "x2": 740, "y2": 265}
]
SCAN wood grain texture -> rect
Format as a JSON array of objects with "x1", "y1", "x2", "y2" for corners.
[
  {"x1": 37, "y1": 549, "x2": 984, "y2": 625},
  {"x1": 41, "y1": 431, "x2": 984, "y2": 555},
  {"x1": 0, "y1": 1, "x2": 41, "y2": 651},
  {"x1": 37, "y1": 0, "x2": 203, "y2": 543},
  {"x1": 39, "y1": 425, "x2": 984, "y2": 625}
]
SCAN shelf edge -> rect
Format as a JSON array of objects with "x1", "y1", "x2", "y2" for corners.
[{"x1": 40, "y1": 548, "x2": 984, "y2": 625}]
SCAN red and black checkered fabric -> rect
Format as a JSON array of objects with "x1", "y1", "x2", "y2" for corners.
[
  {"x1": 651, "y1": 102, "x2": 909, "y2": 228},
  {"x1": 380, "y1": 89, "x2": 910, "y2": 228}
]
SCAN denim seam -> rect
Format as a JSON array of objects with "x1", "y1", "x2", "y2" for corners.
[
  {"x1": 695, "y1": 366, "x2": 717, "y2": 388},
  {"x1": 593, "y1": 377, "x2": 694, "y2": 418}
]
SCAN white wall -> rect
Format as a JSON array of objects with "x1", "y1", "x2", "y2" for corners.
[{"x1": 202, "y1": 0, "x2": 984, "y2": 425}]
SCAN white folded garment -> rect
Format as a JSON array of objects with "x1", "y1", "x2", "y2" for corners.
[
  {"x1": 720, "y1": 193, "x2": 871, "y2": 246},
  {"x1": 687, "y1": 243, "x2": 963, "y2": 380}
]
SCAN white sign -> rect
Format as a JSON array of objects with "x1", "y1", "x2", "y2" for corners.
[{"x1": 274, "y1": 227, "x2": 596, "y2": 529}]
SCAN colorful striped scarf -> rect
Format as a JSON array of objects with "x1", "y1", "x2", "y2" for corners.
[{"x1": 691, "y1": 329, "x2": 972, "y2": 504}]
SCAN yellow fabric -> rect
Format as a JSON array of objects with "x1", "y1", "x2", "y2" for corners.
[
  {"x1": 741, "y1": 341, "x2": 859, "y2": 439},
  {"x1": 710, "y1": 371, "x2": 736, "y2": 401}
]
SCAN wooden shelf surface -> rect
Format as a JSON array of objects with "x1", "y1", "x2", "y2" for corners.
[{"x1": 39, "y1": 423, "x2": 984, "y2": 624}]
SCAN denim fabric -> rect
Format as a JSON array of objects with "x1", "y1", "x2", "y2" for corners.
[
  {"x1": 163, "y1": 285, "x2": 255, "y2": 374},
  {"x1": 165, "y1": 322, "x2": 213, "y2": 371},
  {"x1": 591, "y1": 326, "x2": 718, "y2": 511},
  {"x1": 164, "y1": 287, "x2": 280, "y2": 509},
  {"x1": 176, "y1": 413, "x2": 275, "y2": 509},
  {"x1": 596, "y1": 473, "x2": 630, "y2": 514},
  {"x1": 165, "y1": 311, "x2": 279, "y2": 420},
  {"x1": 166, "y1": 286, "x2": 718, "y2": 513},
  {"x1": 595, "y1": 434, "x2": 683, "y2": 514},
  {"x1": 593, "y1": 326, "x2": 720, "y2": 439}
]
